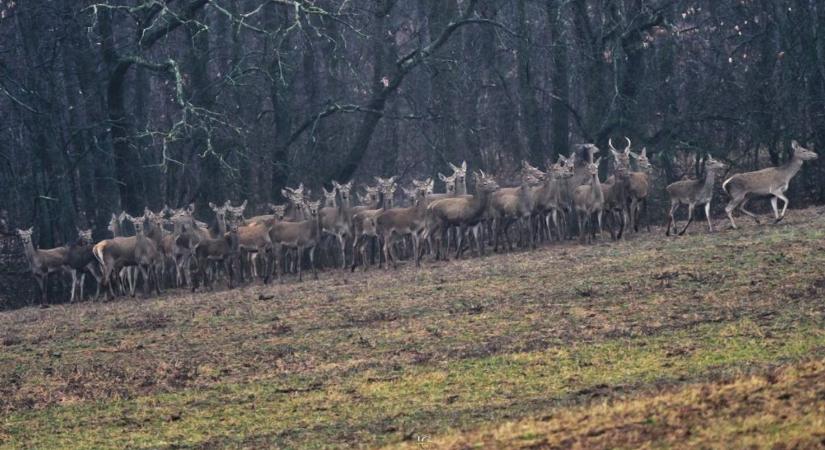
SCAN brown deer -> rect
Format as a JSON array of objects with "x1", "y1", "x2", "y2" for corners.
[
  {"x1": 124, "y1": 213, "x2": 163, "y2": 297},
  {"x1": 573, "y1": 157, "x2": 604, "y2": 244},
  {"x1": 628, "y1": 147, "x2": 653, "y2": 232},
  {"x1": 269, "y1": 200, "x2": 323, "y2": 282},
  {"x1": 531, "y1": 157, "x2": 575, "y2": 242},
  {"x1": 425, "y1": 170, "x2": 500, "y2": 259},
  {"x1": 63, "y1": 228, "x2": 102, "y2": 303},
  {"x1": 17, "y1": 228, "x2": 68, "y2": 304},
  {"x1": 375, "y1": 184, "x2": 429, "y2": 268},
  {"x1": 351, "y1": 177, "x2": 396, "y2": 271},
  {"x1": 601, "y1": 138, "x2": 633, "y2": 240},
  {"x1": 666, "y1": 156, "x2": 727, "y2": 236},
  {"x1": 489, "y1": 161, "x2": 543, "y2": 251},
  {"x1": 192, "y1": 214, "x2": 242, "y2": 291},
  {"x1": 320, "y1": 180, "x2": 353, "y2": 269},
  {"x1": 723, "y1": 140, "x2": 818, "y2": 228}
]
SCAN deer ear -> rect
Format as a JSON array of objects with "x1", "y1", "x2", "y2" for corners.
[
  {"x1": 641, "y1": 147, "x2": 647, "y2": 157},
  {"x1": 461, "y1": 161, "x2": 467, "y2": 171},
  {"x1": 595, "y1": 157, "x2": 602, "y2": 166},
  {"x1": 240, "y1": 200, "x2": 247, "y2": 210},
  {"x1": 449, "y1": 162, "x2": 459, "y2": 172}
]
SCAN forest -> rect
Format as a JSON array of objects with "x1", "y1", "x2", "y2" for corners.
[{"x1": 1, "y1": 0, "x2": 824, "y2": 246}]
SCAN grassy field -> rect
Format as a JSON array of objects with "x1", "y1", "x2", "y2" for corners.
[{"x1": 2, "y1": 210, "x2": 825, "y2": 449}]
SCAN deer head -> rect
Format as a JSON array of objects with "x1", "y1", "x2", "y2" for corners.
[
  {"x1": 630, "y1": 147, "x2": 652, "y2": 171},
  {"x1": 17, "y1": 227, "x2": 34, "y2": 244},
  {"x1": 791, "y1": 140, "x2": 818, "y2": 161}
]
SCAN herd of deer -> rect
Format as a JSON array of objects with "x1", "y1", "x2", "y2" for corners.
[{"x1": 14, "y1": 139, "x2": 817, "y2": 304}]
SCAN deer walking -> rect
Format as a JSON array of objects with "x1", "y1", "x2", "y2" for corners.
[
  {"x1": 666, "y1": 156, "x2": 727, "y2": 236},
  {"x1": 723, "y1": 140, "x2": 818, "y2": 228}
]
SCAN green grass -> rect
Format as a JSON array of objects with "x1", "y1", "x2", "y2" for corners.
[{"x1": 1, "y1": 209, "x2": 824, "y2": 448}]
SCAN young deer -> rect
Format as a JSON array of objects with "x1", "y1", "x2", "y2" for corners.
[
  {"x1": 192, "y1": 215, "x2": 242, "y2": 291},
  {"x1": 64, "y1": 228, "x2": 102, "y2": 303},
  {"x1": 269, "y1": 200, "x2": 323, "y2": 282},
  {"x1": 531, "y1": 157, "x2": 575, "y2": 242},
  {"x1": 125, "y1": 213, "x2": 163, "y2": 297},
  {"x1": 375, "y1": 184, "x2": 429, "y2": 268},
  {"x1": 573, "y1": 157, "x2": 604, "y2": 244},
  {"x1": 666, "y1": 156, "x2": 727, "y2": 236},
  {"x1": 425, "y1": 171, "x2": 500, "y2": 259},
  {"x1": 17, "y1": 228, "x2": 68, "y2": 304},
  {"x1": 351, "y1": 177, "x2": 397, "y2": 271},
  {"x1": 320, "y1": 180, "x2": 353, "y2": 269},
  {"x1": 723, "y1": 140, "x2": 818, "y2": 228},
  {"x1": 628, "y1": 147, "x2": 653, "y2": 232},
  {"x1": 489, "y1": 162, "x2": 543, "y2": 251}
]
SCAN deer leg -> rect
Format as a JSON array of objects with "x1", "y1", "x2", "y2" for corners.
[
  {"x1": 679, "y1": 203, "x2": 695, "y2": 236},
  {"x1": 70, "y1": 270, "x2": 78, "y2": 303},
  {"x1": 471, "y1": 224, "x2": 483, "y2": 257},
  {"x1": 297, "y1": 246, "x2": 304, "y2": 282},
  {"x1": 705, "y1": 202, "x2": 714, "y2": 232},
  {"x1": 310, "y1": 246, "x2": 318, "y2": 279},
  {"x1": 775, "y1": 192, "x2": 790, "y2": 222},
  {"x1": 666, "y1": 201, "x2": 679, "y2": 236},
  {"x1": 724, "y1": 196, "x2": 742, "y2": 229},
  {"x1": 738, "y1": 198, "x2": 761, "y2": 224}
]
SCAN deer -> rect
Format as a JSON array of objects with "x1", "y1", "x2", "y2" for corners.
[
  {"x1": 560, "y1": 144, "x2": 600, "y2": 239},
  {"x1": 488, "y1": 161, "x2": 543, "y2": 252},
  {"x1": 63, "y1": 228, "x2": 102, "y2": 303},
  {"x1": 530, "y1": 157, "x2": 575, "y2": 242},
  {"x1": 424, "y1": 170, "x2": 500, "y2": 260},
  {"x1": 601, "y1": 138, "x2": 633, "y2": 240},
  {"x1": 665, "y1": 156, "x2": 728, "y2": 236},
  {"x1": 123, "y1": 212, "x2": 163, "y2": 297},
  {"x1": 375, "y1": 184, "x2": 429, "y2": 268},
  {"x1": 17, "y1": 228, "x2": 69, "y2": 304},
  {"x1": 573, "y1": 157, "x2": 604, "y2": 244},
  {"x1": 268, "y1": 199, "x2": 323, "y2": 282},
  {"x1": 320, "y1": 180, "x2": 353, "y2": 269},
  {"x1": 233, "y1": 202, "x2": 275, "y2": 284},
  {"x1": 95, "y1": 215, "x2": 142, "y2": 299},
  {"x1": 192, "y1": 214, "x2": 242, "y2": 291},
  {"x1": 351, "y1": 177, "x2": 397, "y2": 271},
  {"x1": 723, "y1": 140, "x2": 818, "y2": 229},
  {"x1": 628, "y1": 147, "x2": 653, "y2": 232}
]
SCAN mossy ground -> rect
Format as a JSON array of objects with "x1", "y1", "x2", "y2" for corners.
[{"x1": 1, "y1": 209, "x2": 825, "y2": 449}]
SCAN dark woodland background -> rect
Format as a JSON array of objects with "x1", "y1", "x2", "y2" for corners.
[{"x1": 2, "y1": 0, "x2": 824, "y2": 246}]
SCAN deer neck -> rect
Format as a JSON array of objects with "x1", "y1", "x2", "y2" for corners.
[
  {"x1": 20, "y1": 239, "x2": 38, "y2": 267},
  {"x1": 701, "y1": 168, "x2": 718, "y2": 191},
  {"x1": 778, "y1": 155, "x2": 805, "y2": 182},
  {"x1": 590, "y1": 172, "x2": 603, "y2": 202},
  {"x1": 469, "y1": 188, "x2": 491, "y2": 218}
]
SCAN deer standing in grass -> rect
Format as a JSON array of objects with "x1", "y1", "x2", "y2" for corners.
[
  {"x1": 560, "y1": 144, "x2": 600, "y2": 239},
  {"x1": 723, "y1": 140, "x2": 818, "y2": 228},
  {"x1": 628, "y1": 147, "x2": 653, "y2": 232},
  {"x1": 601, "y1": 138, "x2": 633, "y2": 240},
  {"x1": 320, "y1": 180, "x2": 353, "y2": 269},
  {"x1": 63, "y1": 228, "x2": 102, "y2": 302},
  {"x1": 489, "y1": 162, "x2": 543, "y2": 251},
  {"x1": 351, "y1": 177, "x2": 396, "y2": 271},
  {"x1": 425, "y1": 171, "x2": 500, "y2": 259},
  {"x1": 17, "y1": 228, "x2": 68, "y2": 304},
  {"x1": 192, "y1": 213, "x2": 242, "y2": 291},
  {"x1": 573, "y1": 158, "x2": 604, "y2": 244},
  {"x1": 665, "y1": 156, "x2": 727, "y2": 236},
  {"x1": 375, "y1": 184, "x2": 429, "y2": 268},
  {"x1": 269, "y1": 200, "x2": 323, "y2": 282},
  {"x1": 125, "y1": 212, "x2": 163, "y2": 297},
  {"x1": 530, "y1": 157, "x2": 575, "y2": 242}
]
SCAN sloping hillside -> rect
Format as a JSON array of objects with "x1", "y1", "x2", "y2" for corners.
[{"x1": 2, "y1": 210, "x2": 825, "y2": 449}]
